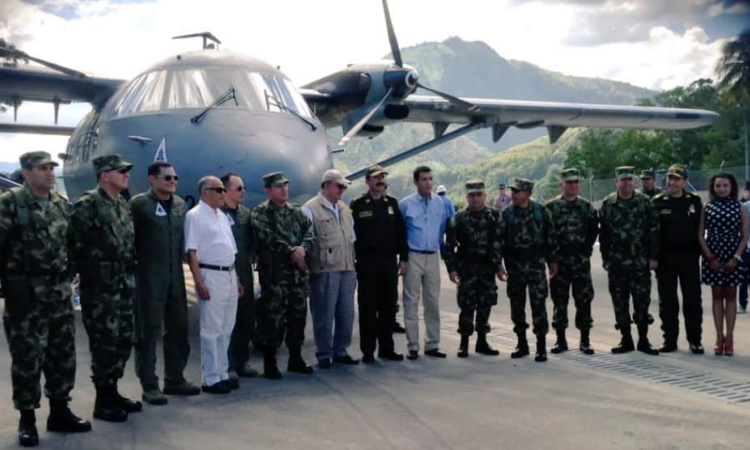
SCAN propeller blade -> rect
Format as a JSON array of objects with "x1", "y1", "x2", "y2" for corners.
[
  {"x1": 382, "y1": 0, "x2": 403, "y2": 67},
  {"x1": 338, "y1": 87, "x2": 394, "y2": 147},
  {"x1": 0, "y1": 46, "x2": 87, "y2": 79},
  {"x1": 416, "y1": 82, "x2": 480, "y2": 113}
]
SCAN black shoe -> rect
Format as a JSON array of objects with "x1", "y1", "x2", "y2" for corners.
[
  {"x1": 18, "y1": 413, "x2": 38, "y2": 448},
  {"x1": 458, "y1": 335, "x2": 470, "y2": 358},
  {"x1": 288, "y1": 346, "x2": 314, "y2": 374},
  {"x1": 202, "y1": 382, "x2": 231, "y2": 394},
  {"x1": 333, "y1": 354, "x2": 360, "y2": 365},
  {"x1": 93, "y1": 385, "x2": 128, "y2": 423},
  {"x1": 611, "y1": 335, "x2": 635, "y2": 354},
  {"x1": 424, "y1": 349, "x2": 447, "y2": 358},
  {"x1": 318, "y1": 358, "x2": 333, "y2": 369},
  {"x1": 47, "y1": 401, "x2": 92, "y2": 433},
  {"x1": 550, "y1": 335, "x2": 568, "y2": 354},
  {"x1": 394, "y1": 322, "x2": 406, "y2": 333},
  {"x1": 263, "y1": 347, "x2": 283, "y2": 379},
  {"x1": 113, "y1": 383, "x2": 142, "y2": 413},
  {"x1": 223, "y1": 378, "x2": 240, "y2": 390},
  {"x1": 475, "y1": 333, "x2": 500, "y2": 356},
  {"x1": 163, "y1": 381, "x2": 201, "y2": 396},
  {"x1": 378, "y1": 351, "x2": 404, "y2": 361},
  {"x1": 511, "y1": 339, "x2": 530, "y2": 359},
  {"x1": 236, "y1": 363, "x2": 259, "y2": 378},
  {"x1": 362, "y1": 353, "x2": 376, "y2": 364},
  {"x1": 637, "y1": 340, "x2": 660, "y2": 355},
  {"x1": 579, "y1": 337, "x2": 595, "y2": 355},
  {"x1": 407, "y1": 350, "x2": 419, "y2": 360},
  {"x1": 535, "y1": 338, "x2": 547, "y2": 362},
  {"x1": 689, "y1": 342, "x2": 705, "y2": 355},
  {"x1": 659, "y1": 342, "x2": 678, "y2": 353}
]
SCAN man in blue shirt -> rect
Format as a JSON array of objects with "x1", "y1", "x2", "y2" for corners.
[{"x1": 400, "y1": 166, "x2": 447, "y2": 360}]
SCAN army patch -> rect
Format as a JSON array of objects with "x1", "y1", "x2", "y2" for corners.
[
  {"x1": 689, "y1": 204, "x2": 696, "y2": 214},
  {"x1": 660, "y1": 209, "x2": 671, "y2": 215},
  {"x1": 359, "y1": 210, "x2": 374, "y2": 218},
  {"x1": 155, "y1": 203, "x2": 167, "y2": 217},
  {"x1": 388, "y1": 206, "x2": 395, "y2": 215}
]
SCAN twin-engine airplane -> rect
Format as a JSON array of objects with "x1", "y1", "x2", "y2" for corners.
[{"x1": 0, "y1": 0, "x2": 719, "y2": 206}]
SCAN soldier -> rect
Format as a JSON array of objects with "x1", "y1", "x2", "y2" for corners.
[
  {"x1": 350, "y1": 165, "x2": 407, "y2": 363},
  {"x1": 220, "y1": 173, "x2": 260, "y2": 381},
  {"x1": 493, "y1": 183, "x2": 512, "y2": 213},
  {"x1": 0, "y1": 152, "x2": 91, "y2": 447},
  {"x1": 444, "y1": 180, "x2": 504, "y2": 358},
  {"x1": 71, "y1": 154, "x2": 142, "y2": 422},
  {"x1": 499, "y1": 178, "x2": 558, "y2": 362},
  {"x1": 252, "y1": 172, "x2": 314, "y2": 379},
  {"x1": 640, "y1": 169, "x2": 662, "y2": 199},
  {"x1": 544, "y1": 168, "x2": 599, "y2": 355},
  {"x1": 130, "y1": 162, "x2": 200, "y2": 406},
  {"x1": 599, "y1": 166, "x2": 660, "y2": 355},
  {"x1": 653, "y1": 164, "x2": 704, "y2": 354}
]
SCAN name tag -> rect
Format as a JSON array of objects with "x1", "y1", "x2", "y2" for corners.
[
  {"x1": 359, "y1": 211, "x2": 374, "y2": 218},
  {"x1": 388, "y1": 206, "x2": 394, "y2": 215},
  {"x1": 660, "y1": 209, "x2": 671, "y2": 215}
]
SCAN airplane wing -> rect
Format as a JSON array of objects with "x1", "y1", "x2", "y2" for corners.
[{"x1": 0, "y1": 122, "x2": 76, "y2": 136}]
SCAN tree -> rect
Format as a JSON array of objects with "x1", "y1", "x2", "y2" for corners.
[{"x1": 716, "y1": 29, "x2": 750, "y2": 106}]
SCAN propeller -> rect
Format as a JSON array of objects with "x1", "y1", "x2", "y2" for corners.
[
  {"x1": 0, "y1": 45, "x2": 87, "y2": 78},
  {"x1": 338, "y1": 87, "x2": 394, "y2": 147}
]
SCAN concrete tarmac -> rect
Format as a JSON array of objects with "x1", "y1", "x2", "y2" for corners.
[{"x1": 1, "y1": 252, "x2": 749, "y2": 449}]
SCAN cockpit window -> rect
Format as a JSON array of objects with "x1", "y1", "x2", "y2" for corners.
[
  {"x1": 247, "y1": 73, "x2": 312, "y2": 118},
  {"x1": 111, "y1": 70, "x2": 168, "y2": 117}
]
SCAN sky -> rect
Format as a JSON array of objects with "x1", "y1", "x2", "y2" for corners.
[{"x1": 1, "y1": 0, "x2": 748, "y2": 165}]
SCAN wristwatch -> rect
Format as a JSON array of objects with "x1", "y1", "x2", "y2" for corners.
[{"x1": 733, "y1": 254, "x2": 743, "y2": 263}]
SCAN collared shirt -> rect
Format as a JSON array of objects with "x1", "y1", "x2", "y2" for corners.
[
  {"x1": 400, "y1": 192, "x2": 446, "y2": 252},
  {"x1": 184, "y1": 200, "x2": 237, "y2": 265},
  {"x1": 302, "y1": 194, "x2": 356, "y2": 243},
  {"x1": 494, "y1": 194, "x2": 511, "y2": 212}
]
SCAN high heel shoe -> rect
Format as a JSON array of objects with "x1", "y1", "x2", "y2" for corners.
[
  {"x1": 714, "y1": 339, "x2": 724, "y2": 356},
  {"x1": 724, "y1": 338, "x2": 734, "y2": 357}
]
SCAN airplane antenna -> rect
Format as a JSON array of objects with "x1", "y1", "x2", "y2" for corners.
[{"x1": 172, "y1": 32, "x2": 222, "y2": 50}]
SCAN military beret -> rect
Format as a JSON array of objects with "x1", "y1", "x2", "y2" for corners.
[
  {"x1": 666, "y1": 164, "x2": 688, "y2": 179},
  {"x1": 262, "y1": 171, "x2": 289, "y2": 188},
  {"x1": 365, "y1": 165, "x2": 388, "y2": 179},
  {"x1": 465, "y1": 180, "x2": 485, "y2": 194},
  {"x1": 561, "y1": 168, "x2": 580, "y2": 182},
  {"x1": 93, "y1": 154, "x2": 133, "y2": 175},
  {"x1": 20, "y1": 151, "x2": 58, "y2": 169},
  {"x1": 615, "y1": 166, "x2": 635, "y2": 180},
  {"x1": 510, "y1": 178, "x2": 534, "y2": 192},
  {"x1": 640, "y1": 169, "x2": 656, "y2": 179}
]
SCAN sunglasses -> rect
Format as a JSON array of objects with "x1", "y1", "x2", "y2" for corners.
[
  {"x1": 564, "y1": 180, "x2": 579, "y2": 184},
  {"x1": 230, "y1": 185, "x2": 245, "y2": 192},
  {"x1": 205, "y1": 187, "x2": 226, "y2": 194},
  {"x1": 116, "y1": 168, "x2": 131, "y2": 174},
  {"x1": 335, "y1": 183, "x2": 348, "y2": 191},
  {"x1": 157, "y1": 175, "x2": 179, "y2": 182}
]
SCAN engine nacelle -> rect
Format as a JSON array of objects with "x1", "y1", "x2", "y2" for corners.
[{"x1": 341, "y1": 103, "x2": 410, "y2": 138}]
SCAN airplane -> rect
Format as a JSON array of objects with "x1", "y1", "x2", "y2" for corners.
[{"x1": 0, "y1": 0, "x2": 720, "y2": 206}]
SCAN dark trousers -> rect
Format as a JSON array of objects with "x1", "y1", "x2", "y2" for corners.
[
  {"x1": 739, "y1": 261, "x2": 749, "y2": 309},
  {"x1": 229, "y1": 289, "x2": 257, "y2": 369},
  {"x1": 356, "y1": 256, "x2": 398, "y2": 356},
  {"x1": 135, "y1": 283, "x2": 190, "y2": 390},
  {"x1": 608, "y1": 269, "x2": 652, "y2": 329},
  {"x1": 657, "y1": 253, "x2": 702, "y2": 345}
]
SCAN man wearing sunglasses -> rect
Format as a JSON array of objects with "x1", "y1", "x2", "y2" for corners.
[
  {"x1": 129, "y1": 163, "x2": 200, "y2": 406},
  {"x1": 185, "y1": 176, "x2": 242, "y2": 394},
  {"x1": 220, "y1": 173, "x2": 260, "y2": 382},
  {"x1": 302, "y1": 169, "x2": 359, "y2": 368},
  {"x1": 544, "y1": 168, "x2": 599, "y2": 356},
  {"x1": 71, "y1": 154, "x2": 142, "y2": 422}
]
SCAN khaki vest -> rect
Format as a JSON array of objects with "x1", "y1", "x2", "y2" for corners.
[{"x1": 304, "y1": 194, "x2": 355, "y2": 273}]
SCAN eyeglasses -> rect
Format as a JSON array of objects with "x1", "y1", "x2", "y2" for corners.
[
  {"x1": 157, "y1": 175, "x2": 179, "y2": 182},
  {"x1": 205, "y1": 187, "x2": 226, "y2": 194},
  {"x1": 335, "y1": 183, "x2": 348, "y2": 191},
  {"x1": 231, "y1": 185, "x2": 245, "y2": 192}
]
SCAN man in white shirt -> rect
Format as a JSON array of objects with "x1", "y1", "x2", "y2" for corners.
[{"x1": 185, "y1": 176, "x2": 242, "y2": 394}]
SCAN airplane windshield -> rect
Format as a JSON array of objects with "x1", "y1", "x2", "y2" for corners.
[{"x1": 111, "y1": 68, "x2": 312, "y2": 119}]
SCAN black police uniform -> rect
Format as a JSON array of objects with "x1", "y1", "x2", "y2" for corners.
[
  {"x1": 350, "y1": 192, "x2": 408, "y2": 358},
  {"x1": 653, "y1": 191, "x2": 703, "y2": 348}
]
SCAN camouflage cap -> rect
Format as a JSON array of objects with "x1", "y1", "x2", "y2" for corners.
[
  {"x1": 561, "y1": 168, "x2": 580, "y2": 182},
  {"x1": 262, "y1": 171, "x2": 289, "y2": 188},
  {"x1": 365, "y1": 165, "x2": 388, "y2": 179},
  {"x1": 510, "y1": 178, "x2": 534, "y2": 192},
  {"x1": 666, "y1": 164, "x2": 688, "y2": 179},
  {"x1": 465, "y1": 180, "x2": 485, "y2": 194},
  {"x1": 615, "y1": 166, "x2": 635, "y2": 180},
  {"x1": 20, "y1": 151, "x2": 58, "y2": 169},
  {"x1": 640, "y1": 169, "x2": 656, "y2": 179},
  {"x1": 93, "y1": 154, "x2": 133, "y2": 175}
]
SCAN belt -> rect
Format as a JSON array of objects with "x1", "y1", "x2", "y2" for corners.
[
  {"x1": 410, "y1": 249, "x2": 436, "y2": 255},
  {"x1": 199, "y1": 263, "x2": 235, "y2": 272}
]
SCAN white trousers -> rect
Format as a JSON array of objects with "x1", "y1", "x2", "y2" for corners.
[
  {"x1": 402, "y1": 252, "x2": 441, "y2": 352},
  {"x1": 197, "y1": 268, "x2": 238, "y2": 386}
]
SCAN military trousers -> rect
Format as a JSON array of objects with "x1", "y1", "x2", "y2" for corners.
[
  {"x1": 456, "y1": 268, "x2": 498, "y2": 336},
  {"x1": 257, "y1": 282, "x2": 307, "y2": 349},
  {"x1": 507, "y1": 268, "x2": 549, "y2": 336},
  {"x1": 81, "y1": 281, "x2": 134, "y2": 387},
  {"x1": 657, "y1": 252, "x2": 702, "y2": 345},
  {"x1": 607, "y1": 268, "x2": 653, "y2": 330},
  {"x1": 135, "y1": 281, "x2": 190, "y2": 390},
  {"x1": 3, "y1": 283, "x2": 76, "y2": 410},
  {"x1": 356, "y1": 255, "x2": 398, "y2": 356},
  {"x1": 229, "y1": 279, "x2": 257, "y2": 370},
  {"x1": 550, "y1": 263, "x2": 594, "y2": 332}
]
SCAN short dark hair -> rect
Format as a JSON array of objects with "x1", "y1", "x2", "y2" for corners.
[
  {"x1": 148, "y1": 162, "x2": 172, "y2": 177},
  {"x1": 220, "y1": 172, "x2": 241, "y2": 187},
  {"x1": 413, "y1": 165, "x2": 432, "y2": 182},
  {"x1": 709, "y1": 172, "x2": 739, "y2": 201}
]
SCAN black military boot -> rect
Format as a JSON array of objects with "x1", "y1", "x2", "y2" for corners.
[
  {"x1": 534, "y1": 336, "x2": 547, "y2": 362},
  {"x1": 475, "y1": 332, "x2": 500, "y2": 356},
  {"x1": 263, "y1": 347, "x2": 282, "y2": 380},
  {"x1": 113, "y1": 381, "x2": 142, "y2": 413},
  {"x1": 579, "y1": 329, "x2": 595, "y2": 355},
  {"x1": 659, "y1": 336, "x2": 678, "y2": 353},
  {"x1": 637, "y1": 324, "x2": 660, "y2": 356},
  {"x1": 510, "y1": 332, "x2": 529, "y2": 359},
  {"x1": 93, "y1": 384, "x2": 128, "y2": 423},
  {"x1": 458, "y1": 335, "x2": 469, "y2": 358},
  {"x1": 551, "y1": 329, "x2": 568, "y2": 354},
  {"x1": 47, "y1": 399, "x2": 92, "y2": 433},
  {"x1": 287, "y1": 346, "x2": 313, "y2": 375},
  {"x1": 18, "y1": 409, "x2": 38, "y2": 448},
  {"x1": 611, "y1": 326, "x2": 635, "y2": 354}
]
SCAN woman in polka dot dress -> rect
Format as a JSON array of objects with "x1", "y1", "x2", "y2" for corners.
[{"x1": 699, "y1": 173, "x2": 749, "y2": 356}]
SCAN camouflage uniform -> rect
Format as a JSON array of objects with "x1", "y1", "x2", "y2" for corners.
[
  {"x1": 599, "y1": 167, "x2": 660, "y2": 332},
  {"x1": 500, "y1": 179, "x2": 558, "y2": 337},
  {"x1": 71, "y1": 156, "x2": 136, "y2": 387},
  {"x1": 252, "y1": 175, "x2": 313, "y2": 350},
  {"x1": 444, "y1": 182, "x2": 502, "y2": 337},
  {"x1": 544, "y1": 170, "x2": 599, "y2": 333},
  {"x1": 0, "y1": 153, "x2": 77, "y2": 410}
]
